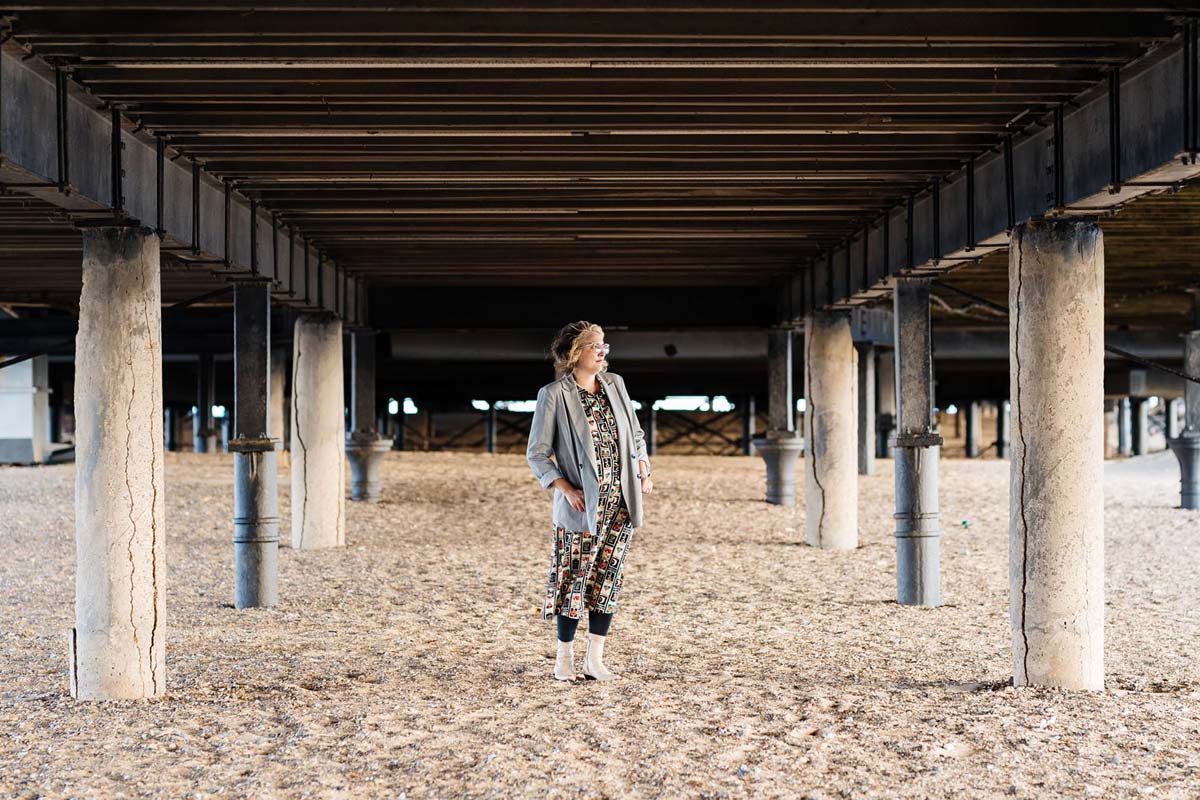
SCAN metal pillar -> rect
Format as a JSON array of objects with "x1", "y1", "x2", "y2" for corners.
[
  {"x1": 1131, "y1": 397, "x2": 1150, "y2": 455},
  {"x1": 855, "y1": 341, "x2": 875, "y2": 476},
  {"x1": 753, "y1": 328, "x2": 803, "y2": 505},
  {"x1": 71, "y1": 226, "x2": 165, "y2": 700},
  {"x1": 485, "y1": 403, "x2": 497, "y2": 453},
  {"x1": 875, "y1": 348, "x2": 896, "y2": 459},
  {"x1": 964, "y1": 401, "x2": 981, "y2": 458},
  {"x1": 193, "y1": 352, "x2": 216, "y2": 453},
  {"x1": 995, "y1": 399, "x2": 1010, "y2": 458},
  {"x1": 1117, "y1": 398, "x2": 1132, "y2": 456},
  {"x1": 1009, "y1": 219, "x2": 1104, "y2": 690},
  {"x1": 892, "y1": 278, "x2": 941, "y2": 607},
  {"x1": 345, "y1": 328, "x2": 391, "y2": 502},
  {"x1": 1169, "y1": 293, "x2": 1200, "y2": 509},
  {"x1": 742, "y1": 394, "x2": 756, "y2": 455},
  {"x1": 230, "y1": 279, "x2": 279, "y2": 609}
]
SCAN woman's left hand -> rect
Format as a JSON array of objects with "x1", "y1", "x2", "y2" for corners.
[{"x1": 641, "y1": 474, "x2": 654, "y2": 495}]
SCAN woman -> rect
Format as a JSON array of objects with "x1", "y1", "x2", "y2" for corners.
[{"x1": 526, "y1": 321, "x2": 653, "y2": 682}]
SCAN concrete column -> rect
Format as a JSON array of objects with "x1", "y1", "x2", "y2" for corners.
[
  {"x1": 742, "y1": 394, "x2": 756, "y2": 455},
  {"x1": 71, "y1": 226, "x2": 165, "y2": 700},
  {"x1": 996, "y1": 399, "x2": 1010, "y2": 458},
  {"x1": 292, "y1": 313, "x2": 346, "y2": 547},
  {"x1": 345, "y1": 329, "x2": 391, "y2": 502},
  {"x1": 892, "y1": 278, "x2": 942, "y2": 606},
  {"x1": 1117, "y1": 398, "x2": 1132, "y2": 456},
  {"x1": 230, "y1": 280, "x2": 279, "y2": 608},
  {"x1": 754, "y1": 328, "x2": 803, "y2": 505},
  {"x1": 855, "y1": 341, "x2": 876, "y2": 476},
  {"x1": 0, "y1": 355, "x2": 52, "y2": 464},
  {"x1": 193, "y1": 353, "x2": 216, "y2": 453},
  {"x1": 1009, "y1": 219, "x2": 1104, "y2": 691},
  {"x1": 1169, "y1": 303, "x2": 1200, "y2": 507},
  {"x1": 964, "y1": 401, "x2": 981, "y2": 458},
  {"x1": 1167, "y1": 397, "x2": 1184, "y2": 440},
  {"x1": 803, "y1": 312, "x2": 857, "y2": 548},
  {"x1": 1131, "y1": 398, "x2": 1150, "y2": 455},
  {"x1": 876, "y1": 348, "x2": 896, "y2": 459},
  {"x1": 163, "y1": 406, "x2": 177, "y2": 452}
]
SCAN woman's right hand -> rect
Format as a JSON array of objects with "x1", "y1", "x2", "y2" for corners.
[{"x1": 552, "y1": 478, "x2": 586, "y2": 512}]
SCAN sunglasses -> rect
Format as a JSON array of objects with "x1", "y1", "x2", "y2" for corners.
[{"x1": 585, "y1": 342, "x2": 611, "y2": 355}]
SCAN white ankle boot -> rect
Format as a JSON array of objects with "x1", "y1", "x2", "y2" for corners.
[
  {"x1": 553, "y1": 640, "x2": 577, "y2": 682},
  {"x1": 583, "y1": 633, "x2": 616, "y2": 681}
]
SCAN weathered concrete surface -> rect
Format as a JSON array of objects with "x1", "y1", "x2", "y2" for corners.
[
  {"x1": 1009, "y1": 219, "x2": 1105, "y2": 691},
  {"x1": 290, "y1": 314, "x2": 345, "y2": 549},
  {"x1": 803, "y1": 311, "x2": 857, "y2": 550},
  {"x1": 71, "y1": 226, "x2": 166, "y2": 700}
]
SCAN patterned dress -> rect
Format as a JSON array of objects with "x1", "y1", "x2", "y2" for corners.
[{"x1": 541, "y1": 383, "x2": 636, "y2": 620}]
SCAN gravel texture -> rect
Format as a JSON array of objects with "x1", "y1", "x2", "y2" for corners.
[{"x1": 1, "y1": 450, "x2": 1197, "y2": 799}]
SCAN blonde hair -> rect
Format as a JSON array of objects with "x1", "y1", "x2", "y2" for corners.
[{"x1": 550, "y1": 320, "x2": 606, "y2": 379}]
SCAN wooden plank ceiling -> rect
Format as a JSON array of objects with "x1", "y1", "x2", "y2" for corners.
[{"x1": 0, "y1": 1, "x2": 1196, "y2": 316}]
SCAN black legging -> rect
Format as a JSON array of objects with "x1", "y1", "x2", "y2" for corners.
[{"x1": 557, "y1": 611, "x2": 612, "y2": 642}]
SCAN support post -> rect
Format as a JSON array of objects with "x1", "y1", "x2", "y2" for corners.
[
  {"x1": 753, "y1": 328, "x2": 803, "y2": 505},
  {"x1": 163, "y1": 406, "x2": 177, "y2": 452},
  {"x1": 193, "y1": 353, "x2": 216, "y2": 453},
  {"x1": 876, "y1": 348, "x2": 896, "y2": 459},
  {"x1": 742, "y1": 394, "x2": 756, "y2": 455},
  {"x1": 1169, "y1": 292, "x2": 1200, "y2": 509},
  {"x1": 1167, "y1": 397, "x2": 1184, "y2": 440},
  {"x1": 892, "y1": 278, "x2": 942, "y2": 606},
  {"x1": 1131, "y1": 397, "x2": 1149, "y2": 455},
  {"x1": 393, "y1": 407, "x2": 406, "y2": 451},
  {"x1": 485, "y1": 403, "x2": 497, "y2": 453},
  {"x1": 995, "y1": 399, "x2": 1010, "y2": 458},
  {"x1": 230, "y1": 279, "x2": 279, "y2": 609},
  {"x1": 71, "y1": 226, "x2": 165, "y2": 700},
  {"x1": 1117, "y1": 398, "x2": 1133, "y2": 456},
  {"x1": 964, "y1": 401, "x2": 981, "y2": 458},
  {"x1": 855, "y1": 341, "x2": 876, "y2": 476},
  {"x1": 803, "y1": 313, "x2": 857, "y2": 548},
  {"x1": 1009, "y1": 219, "x2": 1104, "y2": 690},
  {"x1": 270, "y1": 344, "x2": 289, "y2": 454},
  {"x1": 345, "y1": 328, "x2": 390, "y2": 503},
  {"x1": 292, "y1": 313, "x2": 346, "y2": 546},
  {"x1": 645, "y1": 401, "x2": 658, "y2": 457}
]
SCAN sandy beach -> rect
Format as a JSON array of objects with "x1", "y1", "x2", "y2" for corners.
[{"x1": 1, "y1": 450, "x2": 1197, "y2": 799}]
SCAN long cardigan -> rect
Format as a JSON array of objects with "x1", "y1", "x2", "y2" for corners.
[{"x1": 526, "y1": 371, "x2": 650, "y2": 533}]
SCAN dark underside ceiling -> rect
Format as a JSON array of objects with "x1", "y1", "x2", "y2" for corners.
[{"x1": 2, "y1": 2, "x2": 1200, "y2": 332}]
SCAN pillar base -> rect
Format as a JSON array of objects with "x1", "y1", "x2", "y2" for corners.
[
  {"x1": 346, "y1": 433, "x2": 391, "y2": 502},
  {"x1": 893, "y1": 437, "x2": 942, "y2": 607},
  {"x1": 231, "y1": 437, "x2": 280, "y2": 608},
  {"x1": 753, "y1": 434, "x2": 804, "y2": 506},
  {"x1": 1168, "y1": 433, "x2": 1200, "y2": 510}
]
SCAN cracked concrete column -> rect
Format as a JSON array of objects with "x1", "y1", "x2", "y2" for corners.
[
  {"x1": 876, "y1": 348, "x2": 896, "y2": 459},
  {"x1": 231, "y1": 279, "x2": 279, "y2": 608},
  {"x1": 193, "y1": 353, "x2": 216, "y2": 453},
  {"x1": 803, "y1": 312, "x2": 857, "y2": 549},
  {"x1": 892, "y1": 278, "x2": 942, "y2": 606},
  {"x1": 964, "y1": 401, "x2": 981, "y2": 458},
  {"x1": 1009, "y1": 219, "x2": 1104, "y2": 691},
  {"x1": 1169, "y1": 292, "x2": 1200, "y2": 509},
  {"x1": 291, "y1": 313, "x2": 346, "y2": 547},
  {"x1": 71, "y1": 226, "x2": 165, "y2": 701},
  {"x1": 855, "y1": 341, "x2": 876, "y2": 476},
  {"x1": 753, "y1": 328, "x2": 803, "y2": 505},
  {"x1": 346, "y1": 328, "x2": 391, "y2": 502}
]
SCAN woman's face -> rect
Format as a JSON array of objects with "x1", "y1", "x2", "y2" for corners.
[{"x1": 577, "y1": 329, "x2": 607, "y2": 373}]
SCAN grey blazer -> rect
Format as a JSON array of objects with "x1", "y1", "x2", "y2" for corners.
[{"x1": 526, "y1": 371, "x2": 650, "y2": 533}]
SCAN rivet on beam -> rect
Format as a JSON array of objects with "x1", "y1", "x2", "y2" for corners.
[
  {"x1": 110, "y1": 107, "x2": 123, "y2": 215},
  {"x1": 931, "y1": 177, "x2": 941, "y2": 264},
  {"x1": 223, "y1": 178, "x2": 232, "y2": 267},
  {"x1": 249, "y1": 197, "x2": 258, "y2": 276},
  {"x1": 55, "y1": 66, "x2": 70, "y2": 195},
  {"x1": 288, "y1": 229, "x2": 296, "y2": 297},
  {"x1": 271, "y1": 212, "x2": 279, "y2": 283},
  {"x1": 1003, "y1": 135, "x2": 1016, "y2": 230},
  {"x1": 905, "y1": 193, "x2": 915, "y2": 271},
  {"x1": 1053, "y1": 105, "x2": 1066, "y2": 209},
  {"x1": 155, "y1": 137, "x2": 165, "y2": 237},
  {"x1": 882, "y1": 209, "x2": 891, "y2": 277},
  {"x1": 191, "y1": 160, "x2": 200, "y2": 255}
]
